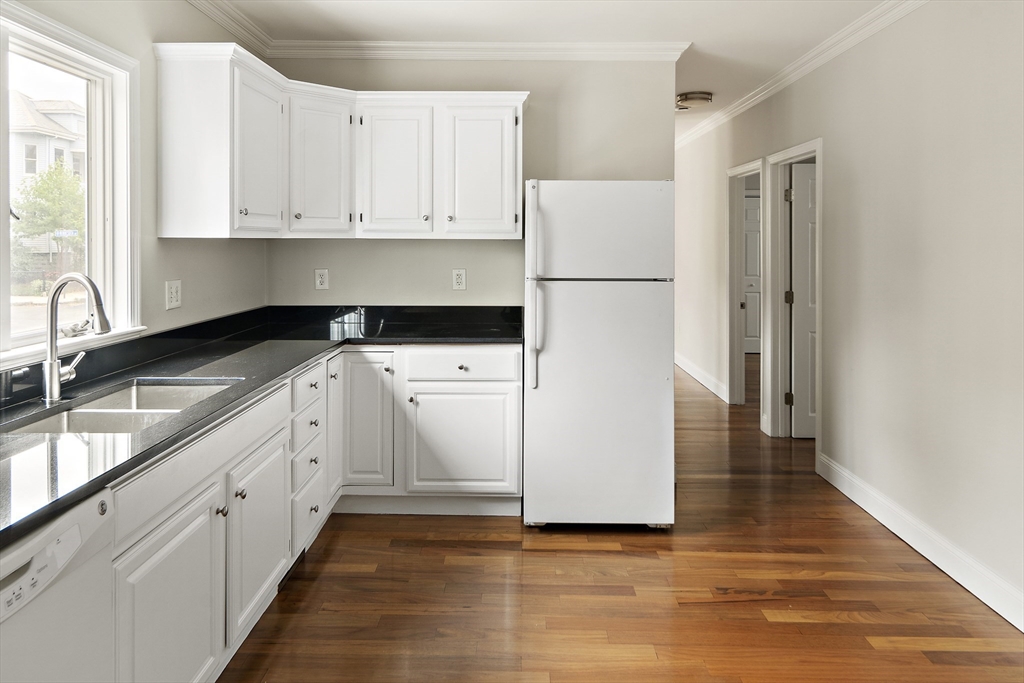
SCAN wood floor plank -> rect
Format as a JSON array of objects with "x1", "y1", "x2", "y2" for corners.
[{"x1": 217, "y1": 358, "x2": 1023, "y2": 683}]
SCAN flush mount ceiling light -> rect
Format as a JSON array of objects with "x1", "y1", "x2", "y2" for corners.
[{"x1": 675, "y1": 91, "x2": 713, "y2": 111}]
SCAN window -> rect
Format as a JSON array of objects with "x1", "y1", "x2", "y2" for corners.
[{"x1": 1, "y1": 2, "x2": 141, "y2": 369}]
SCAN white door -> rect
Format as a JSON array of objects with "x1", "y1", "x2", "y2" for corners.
[
  {"x1": 358, "y1": 105, "x2": 433, "y2": 236},
  {"x1": 114, "y1": 483, "x2": 225, "y2": 683},
  {"x1": 405, "y1": 383, "x2": 520, "y2": 494},
  {"x1": 441, "y1": 106, "x2": 518, "y2": 237},
  {"x1": 289, "y1": 95, "x2": 353, "y2": 234},
  {"x1": 225, "y1": 429, "x2": 289, "y2": 644},
  {"x1": 743, "y1": 196, "x2": 762, "y2": 353},
  {"x1": 234, "y1": 67, "x2": 285, "y2": 233},
  {"x1": 325, "y1": 354, "x2": 344, "y2": 497},
  {"x1": 791, "y1": 163, "x2": 817, "y2": 438},
  {"x1": 524, "y1": 280, "x2": 675, "y2": 525},
  {"x1": 341, "y1": 352, "x2": 394, "y2": 485}
]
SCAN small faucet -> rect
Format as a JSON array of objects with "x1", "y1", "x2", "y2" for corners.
[{"x1": 43, "y1": 273, "x2": 111, "y2": 404}]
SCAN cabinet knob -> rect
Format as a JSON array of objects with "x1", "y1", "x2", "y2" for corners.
[
  {"x1": 447, "y1": 215, "x2": 453, "y2": 222},
  {"x1": 384, "y1": 366, "x2": 391, "y2": 373},
  {"x1": 330, "y1": 372, "x2": 338, "y2": 380},
  {"x1": 310, "y1": 419, "x2": 319, "y2": 427},
  {"x1": 310, "y1": 505, "x2": 319, "y2": 514},
  {"x1": 311, "y1": 456, "x2": 319, "y2": 465},
  {"x1": 216, "y1": 506, "x2": 229, "y2": 517},
  {"x1": 408, "y1": 396, "x2": 414, "y2": 403},
  {"x1": 422, "y1": 215, "x2": 429, "y2": 221},
  {"x1": 235, "y1": 489, "x2": 247, "y2": 500},
  {"x1": 239, "y1": 208, "x2": 248, "y2": 216},
  {"x1": 295, "y1": 213, "x2": 302, "y2": 219},
  {"x1": 457, "y1": 364, "x2": 466, "y2": 370},
  {"x1": 310, "y1": 381, "x2": 319, "y2": 389}
]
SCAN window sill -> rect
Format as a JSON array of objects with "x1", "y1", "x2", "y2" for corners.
[{"x1": 0, "y1": 326, "x2": 147, "y2": 373}]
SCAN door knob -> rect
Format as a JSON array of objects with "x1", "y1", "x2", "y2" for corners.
[
  {"x1": 310, "y1": 505, "x2": 319, "y2": 513},
  {"x1": 422, "y1": 215, "x2": 429, "y2": 221},
  {"x1": 311, "y1": 456, "x2": 319, "y2": 465},
  {"x1": 384, "y1": 366, "x2": 391, "y2": 373},
  {"x1": 457, "y1": 364, "x2": 466, "y2": 370},
  {"x1": 216, "y1": 506, "x2": 229, "y2": 517},
  {"x1": 295, "y1": 213, "x2": 302, "y2": 219},
  {"x1": 310, "y1": 419, "x2": 319, "y2": 427},
  {"x1": 408, "y1": 397, "x2": 414, "y2": 403},
  {"x1": 330, "y1": 372, "x2": 338, "y2": 380},
  {"x1": 447, "y1": 215, "x2": 453, "y2": 222},
  {"x1": 235, "y1": 489, "x2": 247, "y2": 499},
  {"x1": 310, "y1": 381, "x2": 318, "y2": 389}
]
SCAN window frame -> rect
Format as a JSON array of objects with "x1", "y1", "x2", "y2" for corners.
[
  {"x1": 1, "y1": 0, "x2": 142, "y2": 371},
  {"x1": 22, "y1": 142, "x2": 35, "y2": 173}
]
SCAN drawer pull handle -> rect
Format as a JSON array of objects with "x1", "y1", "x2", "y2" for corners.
[
  {"x1": 311, "y1": 456, "x2": 320, "y2": 465},
  {"x1": 216, "y1": 506, "x2": 229, "y2": 517},
  {"x1": 310, "y1": 505, "x2": 319, "y2": 514},
  {"x1": 235, "y1": 489, "x2": 247, "y2": 500},
  {"x1": 310, "y1": 419, "x2": 320, "y2": 427},
  {"x1": 330, "y1": 373, "x2": 338, "y2": 380},
  {"x1": 310, "y1": 381, "x2": 319, "y2": 389},
  {"x1": 408, "y1": 396, "x2": 414, "y2": 403},
  {"x1": 458, "y1": 364, "x2": 466, "y2": 370}
]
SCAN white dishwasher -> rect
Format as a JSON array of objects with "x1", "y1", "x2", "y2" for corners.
[{"x1": 0, "y1": 489, "x2": 115, "y2": 683}]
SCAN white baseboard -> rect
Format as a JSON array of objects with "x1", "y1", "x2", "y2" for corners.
[
  {"x1": 333, "y1": 495, "x2": 522, "y2": 516},
  {"x1": 816, "y1": 451, "x2": 1024, "y2": 632},
  {"x1": 674, "y1": 352, "x2": 729, "y2": 402}
]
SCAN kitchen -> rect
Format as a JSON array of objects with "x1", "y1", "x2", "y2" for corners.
[{"x1": 1, "y1": 1, "x2": 1022, "y2": 682}]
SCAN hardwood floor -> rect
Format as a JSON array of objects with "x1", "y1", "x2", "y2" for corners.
[{"x1": 219, "y1": 355, "x2": 1023, "y2": 682}]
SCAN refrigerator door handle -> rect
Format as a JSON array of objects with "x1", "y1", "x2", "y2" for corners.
[
  {"x1": 526, "y1": 279, "x2": 538, "y2": 388},
  {"x1": 526, "y1": 180, "x2": 539, "y2": 280}
]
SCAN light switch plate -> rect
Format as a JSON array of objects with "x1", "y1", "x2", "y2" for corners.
[
  {"x1": 315, "y1": 269, "x2": 329, "y2": 290},
  {"x1": 165, "y1": 280, "x2": 181, "y2": 310}
]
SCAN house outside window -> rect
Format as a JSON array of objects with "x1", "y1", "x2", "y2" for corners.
[{"x1": 1, "y1": 1, "x2": 142, "y2": 368}]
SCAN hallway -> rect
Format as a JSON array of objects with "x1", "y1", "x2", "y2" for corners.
[{"x1": 219, "y1": 362, "x2": 1024, "y2": 682}]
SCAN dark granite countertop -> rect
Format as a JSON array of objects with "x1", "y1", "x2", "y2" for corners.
[{"x1": 0, "y1": 305, "x2": 522, "y2": 548}]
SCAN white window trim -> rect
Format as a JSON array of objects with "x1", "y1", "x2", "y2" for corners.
[{"x1": 0, "y1": 0, "x2": 143, "y2": 373}]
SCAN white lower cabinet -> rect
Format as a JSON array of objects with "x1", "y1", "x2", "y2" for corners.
[
  {"x1": 114, "y1": 482, "x2": 226, "y2": 683},
  {"x1": 405, "y1": 382, "x2": 521, "y2": 494},
  {"x1": 226, "y1": 428, "x2": 290, "y2": 643},
  {"x1": 291, "y1": 469, "x2": 326, "y2": 553},
  {"x1": 340, "y1": 351, "x2": 395, "y2": 486}
]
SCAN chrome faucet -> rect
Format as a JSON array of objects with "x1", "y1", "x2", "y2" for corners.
[{"x1": 43, "y1": 273, "x2": 112, "y2": 404}]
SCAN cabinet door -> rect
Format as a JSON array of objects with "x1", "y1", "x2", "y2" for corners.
[
  {"x1": 405, "y1": 382, "x2": 521, "y2": 494},
  {"x1": 358, "y1": 105, "x2": 433, "y2": 236},
  {"x1": 326, "y1": 354, "x2": 344, "y2": 496},
  {"x1": 341, "y1": 352, "x2": 394, "y2": 486},
  {"x1": 441, "y1": 106, "x2": 518, "y2": 237},
  {"x1": 289, "y1": 95, "x2": 353, "y2": 235},
  {"x1": 234, "y1": 66, "x2": 285, "y2": 233},
  {"x1": 114, "y1": 483, "x2": 225, "y2": 683},
  {"x1": 226, "y1": 428, "x2": 290, "y2": 644}
]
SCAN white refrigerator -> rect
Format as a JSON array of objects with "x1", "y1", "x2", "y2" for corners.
[{"x1": 523, "y1": 180, "x2": 676, "y2": 527}]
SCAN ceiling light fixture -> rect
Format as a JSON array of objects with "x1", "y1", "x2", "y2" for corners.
[{"x1": 675, "y1": 91, "x2": 713, "y2": 111}]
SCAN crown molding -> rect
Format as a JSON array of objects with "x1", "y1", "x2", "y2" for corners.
[
  {"x1": 675, "y1": 0, "x2": 929, "y2": 150},
  {"x1": 186, "y1": 0, "x2": 688, "y2": 62}
]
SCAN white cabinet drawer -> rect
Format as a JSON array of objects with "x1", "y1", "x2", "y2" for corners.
[
  {"x1": 291, "y1": 432, "x2": 325, "y2": 493},
  {"x1": 113, "y1": 384, "x2": 289, "y2": 550},
  {"x1": 292, "y1": 398, "x2": 326, "y2": 453},
  {"x1": 405, "y1": 349, "x2": 520, "y2": 381},
  {"x1": 291, "y1": 469, "x2": 325, "y2": 554},
  {"x1": 292, "y1": 362, "x2": 326, "y2": 411}
]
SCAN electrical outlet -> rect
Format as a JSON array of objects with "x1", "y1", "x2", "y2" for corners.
[
  {"x1": 165, "y1": 280, "x2": 181, "y2": 310},
  {"x1": 315, "y1": 269, "x2": 329, "y2": 290},
  {"x1": 452, "y1": 269, "x2": 466, "y2": 291}
]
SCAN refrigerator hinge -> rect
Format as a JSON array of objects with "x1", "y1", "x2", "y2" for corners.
[
  {"x1": 784, "y1": 290, "x2": 794, "y2": 305},
  {"x1": 783, "y1": 188, "x2": 794, "y2": 202},
  {"x1": 784, "y1": 392, "x2": 794, "y2": 406}
]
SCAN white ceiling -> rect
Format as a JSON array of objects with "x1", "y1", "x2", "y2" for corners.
[{"x1": 192, "y1": 0, "x2": 889, "y2": 137}]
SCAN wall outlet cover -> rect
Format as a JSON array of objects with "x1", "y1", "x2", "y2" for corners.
[
  {"x1": 165, "y1": 280, "x2": 181, "y2": 310},
  {"x1": 452, "y1": 268, "x2": 466, "y2": 291},
  {"x1": 315, "y1": 268, "x2": 329, "y2": 290}
]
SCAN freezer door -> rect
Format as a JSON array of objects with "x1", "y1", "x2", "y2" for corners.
[
  {"x1": 523, "y1": 280, "x2": 675, "y2": 525},
  {"x1": 528, "y1": 180, "x2": 674, "y2": 280}
]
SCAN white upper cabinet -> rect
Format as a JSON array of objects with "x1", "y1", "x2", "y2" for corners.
[
  {"x1": 288, "y1": 90, "x2": 354, "y2": 236},
  {"x1": 155, "y1": 44, "x2": 287, "y2": 238},
  {"x1": 441, "y1": 105, "x2": 519, "y2": 237},
  {"x1": 357, "y1": 105, "x2": 434, "y2": 237}
]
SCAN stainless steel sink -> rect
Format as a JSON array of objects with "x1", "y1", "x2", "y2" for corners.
[{"x1": 9, "y1": 377, "x2": 243, "y2": 434}]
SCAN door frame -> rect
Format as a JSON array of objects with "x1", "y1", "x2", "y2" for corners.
[
  {"x1": 727, "y1": 158, "x2": 767, "y2": 406},
  {"x1": 763, "y1": 138, "x2": 823, "y2": 438}
]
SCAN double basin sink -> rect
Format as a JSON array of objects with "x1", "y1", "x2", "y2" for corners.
[{"x1": 11, "y1": 377, "x2": 243, "y2": 434}]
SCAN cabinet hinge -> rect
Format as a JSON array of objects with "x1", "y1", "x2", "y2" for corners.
[
  {"x1": 349, "y1": 115, "x2": 353, "y2": 124},
  {"x1": 784, "y1": 290, "x2": 794, "y2": 305},
  {"x1": 784, "y1": 392, "x2": 794, "y2": 406},
  {"x1": 515, "y1": 213, "x2": 519, "y2": 224},
  {"x1": 359, "y1": 116, "x2": 363, "y2": 125},
  {"x1": 783, "y1": 188, "x2": 794, "y2": 202},
  {"x1": 281, "y1": 104, "x2": 284, "y2": 114},
  {"x1": 359, "y1": 213, "x2": 363, "y2": 222},
  {"x1": 349, "y1": 213, "x2": 352, "y2": 222},
  {"x1": 515, "y1": 115, "x2": 519, "y2": 125},
  {"x1": 739, "y1": 301, "x2": 746, "y2": 309}
]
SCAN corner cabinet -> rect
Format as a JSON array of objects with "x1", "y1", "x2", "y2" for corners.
[
  {"x1": 155, "y1": 43, "x2": 526, "y2": 240},
  {"x1": 339, "y1": 351, "x2": 395, "y2": 486},
  {"x1": 155, "y1": 44, "x2": 287, "y2": 238}
]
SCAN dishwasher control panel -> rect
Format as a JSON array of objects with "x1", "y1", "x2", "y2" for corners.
[{"x1": 0, "y1": 524, "x2": 81, "y2": 623}]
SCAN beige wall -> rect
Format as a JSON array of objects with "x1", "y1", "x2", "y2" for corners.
[
  {"x1": 23, "y1": 0, "x2": 269, "y2": 334},
  {"x1": 267, "y1": 58, "x2": 675, "y2": 306},
  {"x1": 674, "y1": 1, "x2": 1023, "y2": 624}
]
